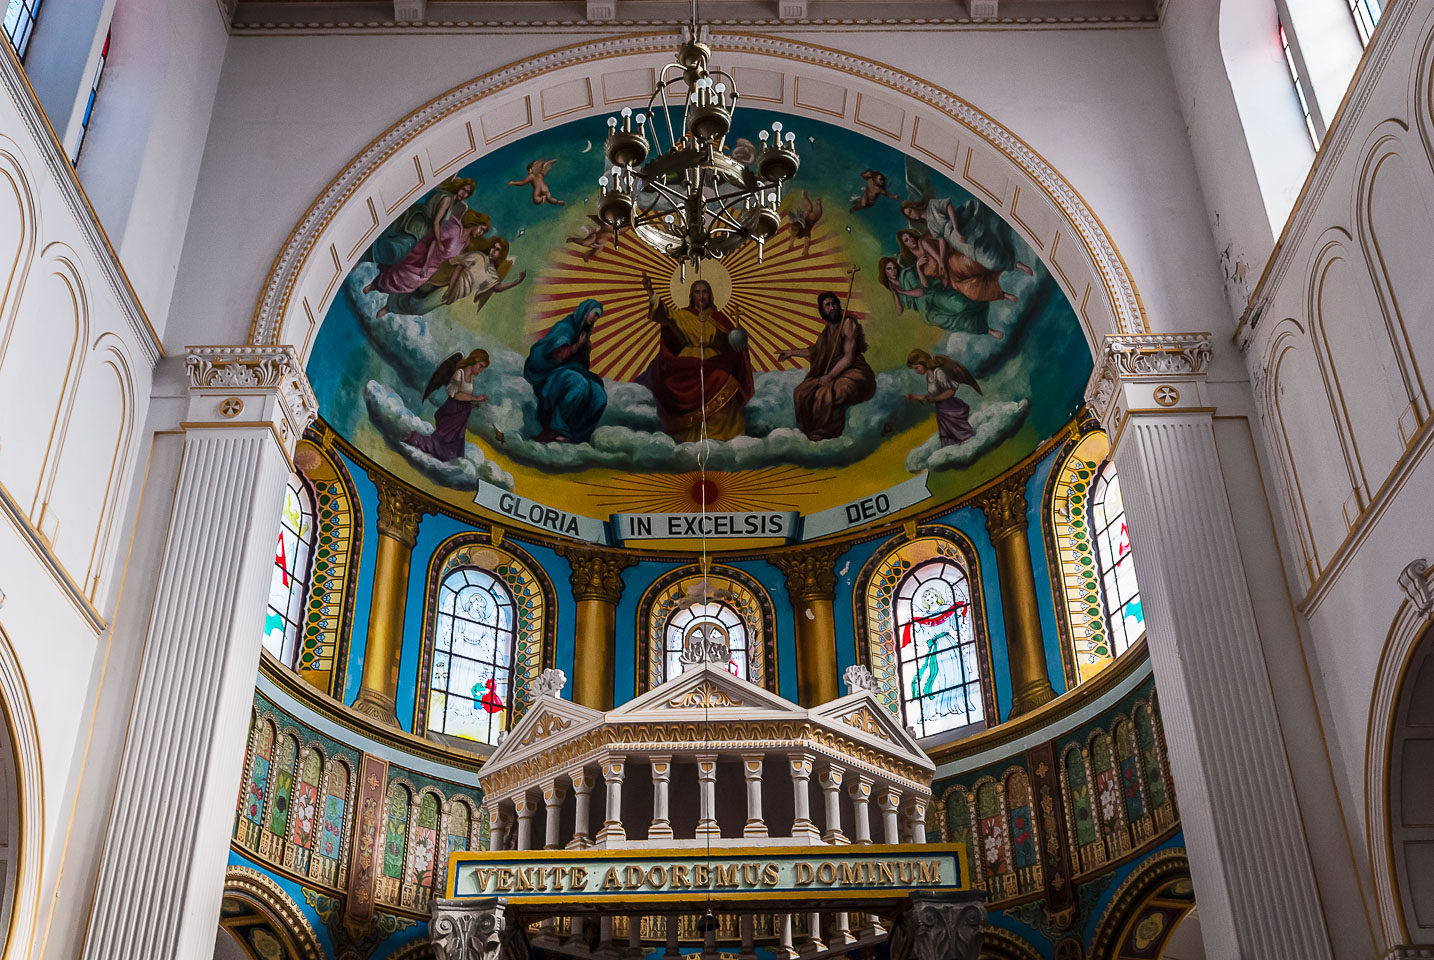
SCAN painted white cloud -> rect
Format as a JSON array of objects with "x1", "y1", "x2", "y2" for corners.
[
  {"x1": 903, "y1": 398, "x2": 1032, "y2": 473},
  {"x1": 938, "y1": 269, "x2": 1057, "y2": 379},
  {"x1": 363, "y1": 380, "x2": 516, "y2": 490}
]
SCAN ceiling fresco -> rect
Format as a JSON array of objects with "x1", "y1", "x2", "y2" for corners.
[{"x1": 306, "y1": 108, "x2": 1093, "y2": 546}]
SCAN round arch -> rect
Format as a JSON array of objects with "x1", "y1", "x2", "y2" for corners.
[
  {"x1": 249, "y1": 33, "x2": 1146, "y2": 361},
  {"x1": 1089, "y1": 848, "x2": 1195, "y2": 959},
  {"x1": 218, "y1": 866, "x2": 324, "y2": 960},
  {"x1": 0, "y1": 624, "x2": 42, "y2": 959}
]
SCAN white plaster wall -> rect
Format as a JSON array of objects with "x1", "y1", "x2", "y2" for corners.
[{"x1": 169, "y1": 26, "x2": 1228, "y2": 353}]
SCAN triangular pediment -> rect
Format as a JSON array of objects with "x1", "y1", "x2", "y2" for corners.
[
  {"x1": 611, "y1": 663, "x2": 800, "y2": 720},
  {"x1": 810, "y1": 691, "x2": 933, "y2": 769},
  {"x1": 483, "y1": 695, "x2": 605, "y2": 773}
]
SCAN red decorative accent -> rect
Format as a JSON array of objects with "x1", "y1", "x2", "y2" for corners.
[
  {"x1": 275, "y1": 533, "x2": 290, "y2": 587},
  {"x1": 480, "y1": 677, "x2": 505, "y2": 714},
  {"x1": 899, "y1": 601, "x2": 968, "y2": 648}
]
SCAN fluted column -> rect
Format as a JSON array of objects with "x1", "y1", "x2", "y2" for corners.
[
  {"x1": 597, "y1": 756, "x2": 626, "y2": 843},
  {"x1": 542, "y1": 779, "x2": 568, "y2": 850},
  {"x1": 878, "y1": 787, "x2": 902, "y2": 844},
  {"x1": 514, "y1": 792, "x2": 538, "y2": 850},
  {"x1": 559, "y1": 545, "x2": 637, "y2": 710},
  {"x1": 975, "y1": 470, "x2": 1055, "y2": 717},
  {"x1": 818, "y1": 763, "x2": 847, "y2": 844},
  {"x1": 1085, "y1": 333, "x2": 1333, "y2": 960},
  {"x1": 649, "y1": 755, "x2": 674, "y2": 839},
  {"x1": 569, "y1": 770, "x2": 595, "y2": 849},
  {"x1": 696, "y1": 753, "x2": 721, "y2": 840},
  {"x1": 788, "y1": 752, "x2": 822, "y2": 841},
  {"x1": 352, "y1": 474, "x2": 425, "y2": 725},
  {"x1": 742, "y1": 754, "x2": 768, "y2": 838},
  {"x1": 771, "y1": 545, "x2": 843, "y2": 706},
  {"x1": 82, "y1": 346, "x2": 316, "y2": 960},
  {"x1": 847, "y1": 776, "x2": 874, "y2": 844}
]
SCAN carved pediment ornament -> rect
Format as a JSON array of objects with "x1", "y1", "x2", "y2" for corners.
[
  {"x1": 840, "y1": 705, "x2": 891, "y2": 741},
  {"x1": 668, "y1": 680, "x2": 743, "y2": 709},
  {"x1": 516, "y1": 711, "x2": 573, "y2": 748}
]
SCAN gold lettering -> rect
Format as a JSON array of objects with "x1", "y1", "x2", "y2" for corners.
[
  {"x1": 534, "y1": 867, "x2": 548, "y2": 892},
  {"x1": 794, "y1": 862, "x2": 815, "y2": 886},
  {"x1": 741, "y1": 864, "x2": 762, "y2": 886},
  {"x1": 899, "y1": 861, "x2": 913, "y2": 884},
  {"x1": 715, "y1": 864, "x2": 740, "y2": 887},
  {"x1": 553, "y1": 867, "x2": 569, "y2": 890},
  {"x1": 671, "y1": 865, "x2": 691, "y2": 888},
  {"x1": 877, "y1": 862, "x2": 896, "y2": 885},
  {"x1": 761, "y1": 863, "x2": 780, "y2": 886},
  {"x1": 839, "y1": 862, "x2": 863, "y2": 886},
  {"x1": 624, "y1": 866, "x2": 644, "y2": 889},
  {"x1": 816, "y1": 862, "x2": 836, "y2": 885},
  {"x1": 918, "y1": 861, "x2": 942, "y2": 884},
  {"x1": 693, "y1": 864, "x2": 710, "y2": 888},
  {"x1": 515, "y1": 868, "x2": 536, "y2": 891},
  {"x1": 570, "y1": 867, "x2": 588, "y2": 890},
  {"x1": 646, "y1": 865, "x2": 668, "y2": 888},
  {"x1": 862, "y1": 861, "x2": 875, "y2": 884},
  {"x1": 496, "y1": 867, "x2": 515, "y2": 891},
  {"x1": 474, "y1": 868, "x2": 495, "y2": 891},
  {"x1": 600, "y1": 867, "x2": 623, "y2": 891}
]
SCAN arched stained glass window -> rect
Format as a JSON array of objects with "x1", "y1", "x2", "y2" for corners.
[
  {"x1": 429, "y1": 567, "x2": 515, "y2": 745},
  {"x1": 263, "y1": 475, "x2": 316, "y2": 667},
  {"x1": 895, "y1": 559, "x2": 982, "y2": 737},
  {"x1": 663, "y1": 599, "x2": 751, "y2": 683},
  {"x1": 1090, "y1": 462, "x2": 1144, "y2": 657}
]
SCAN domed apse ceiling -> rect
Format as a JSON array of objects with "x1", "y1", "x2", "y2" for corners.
[{"x1": 306, "y1": 108, "x2": 1093, "y2": 547}]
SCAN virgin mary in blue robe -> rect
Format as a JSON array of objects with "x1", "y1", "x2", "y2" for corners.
[{"x1": 523, "y1": 299, "x2": 607, "y2": 443}]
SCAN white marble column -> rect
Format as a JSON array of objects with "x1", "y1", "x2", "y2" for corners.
[
  {"x1": 788, "y1": 752, "x2": 822, "y2": 841},
  {"x1": 649, "y1": 755, "x2": 674, "y2": 840},
  {"x1": 514, "y1": 792, "x2": 538, "y2": 851},
  {"x1": 847, "y1": 775, "x2": 874, "y2": 844},
  {"x1": 877, "y1": 787, "x2": 902, "y2": 844},
  {"x1": 597, "y1": 756, "x2": 626, "y2": 843},
  {"x1": 487, "y1": 801, "x2": 507, "y2": 851},
  {"x1": 779, "y1": 914, "x2": 797, "y2": 960},
  {"x1": 742, "y1": 754, "x2": 768, "y2": 838},
  {"x1": 542, "y1": 778, "x2": 568, "y2": 850},
  {"x1": 818, "y1": 763, "x2": 847, "y2": 844},
  {"x1": 696, "y1": 753, "x2": 721, "y2": 840},
  {"x1": 900, "y1": 797, "x2": 928, "y2": 844},
  {"x1": 81, "y1": 347, "x2": 316, "y2": 960},
  {"x1": 1086, "y1": 334, "x2": 1333, "y2": 960},
  {"x1": 569, "y1": 770, "x2": 595, "y2": 849}
]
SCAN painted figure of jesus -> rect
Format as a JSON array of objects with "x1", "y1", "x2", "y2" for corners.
[{"x1": 641, "y1": 275, "x2": 754, "y2": 442}]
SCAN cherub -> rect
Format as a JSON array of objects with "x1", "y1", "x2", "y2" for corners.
[
  {"x1": 786, "y1": 191, "x2": 823, "y2": 256},
  {"x1": 565, "y1": 216, "x2": 618, "y2": 261},
  {"x1": 850, "y1": 169, "x2": 897, "y2": 212},
  {"x1": 508, "y1": 158, "x2": 565, "y2": 206}
]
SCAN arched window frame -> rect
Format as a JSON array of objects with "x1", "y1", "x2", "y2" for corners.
[
  {"x1": 263, "y1": 473, "x2": 317, "y2": 669},
  {"x1": 415, "y1": 534, "x2": 556, "y2": 743},
  {"x1": 1089, "y1": 460, "x2": 1145, "y2": 659},
  {"x1": 636, "y1": 565, "x2": 778, "y2": 694},
  {"x1": 853, "y1": 527, "x2": 996, "y2": 733},
  {"x1": 893, "y1": 556, "x2": 985, "y2": 738},
  {"x1": 1347, "y1": 0, "x2": 1383, "y2": 46},
  {"x1": 427, "y1": 565, "x2": 518, "y2": 746}
]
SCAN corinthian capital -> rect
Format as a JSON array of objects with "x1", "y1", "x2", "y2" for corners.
[
  {"x1": 974, "y1": 473, "x2": 1029, "y2": 543},
  {"x1": 1084, "y1": 332, "x2": 1213, "y2": 428},
  {"x1": 185, "y1": 344, "x2": 318, "y2": 452},
  {"x1": 557, "y1": 544, "x2": 636, "y2": 602},
  {"x1": 372, "y1": 474, "x2": 425, "y2": 546},
  {"x1": 770, "y1": 544, "x2": 843, "y2": 601}
]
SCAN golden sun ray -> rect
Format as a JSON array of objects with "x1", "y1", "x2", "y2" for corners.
[
  {"x1": 530, "y1": 221, "x2": 864, "y2": 382},
  {"x1": 574, "y1": 466, "x2": 838, "y2": 514}
]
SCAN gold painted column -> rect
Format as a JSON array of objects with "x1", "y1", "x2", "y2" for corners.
[
  {"x1": 976, "y1": 472, "x2": 1056, "y2": 716},
  {"x1": 352, "y1": 475, "x2": 424, "y2": 725},
  {"x1": 558, "y1": 545, "x2": 636, "y2": 710},
  {"x1": 772, "y1": 544, "x2": 843, "y2": 707}
]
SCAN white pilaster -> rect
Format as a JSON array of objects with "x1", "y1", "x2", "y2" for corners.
[
  {"x1": 597, "y1": 756, "x2": 626, "y2": 843},
  {"x1": 513, "y1": 791, "x2": 538, "y2": 851},
  {"x1": 900, "y1": 797, "x2": 927, "y2": 844},
  {"x1": 569, "y1": 770, "x2": 595, "y2": 849},
  {"x1": 847, "y1": 775, "x2": 874, "y2": 844},
  {"x1": 742, "y1": 754, "x2": 768, "y2": 838},
  {"x1": 487, "y1": 802, "x2": 507, "y2": 851},
  {"x1": 542, "y1": 778, "x2": 568, "y2": 850},
  {"x1": 649, "y1": 755, "x2": 673, "y2": 840},
  {"x1": 81, "y1": 346, "x2": 315, "y2": 960},
  {"x1": 1086, "y1": 333, "x2": 1333, "y2": 960},
  {"x1": 696, "y1": 752, "x2": 721, "y2": 840}
]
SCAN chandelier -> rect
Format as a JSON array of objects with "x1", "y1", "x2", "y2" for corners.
[{"x1": 595, "y1": 17, "x2": 800, "y2": 267}]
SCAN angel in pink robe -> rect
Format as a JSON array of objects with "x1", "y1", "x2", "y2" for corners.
[{"x1": 365, "y1": 212, "x2": 481, "y2": 296}]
